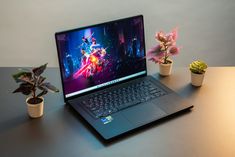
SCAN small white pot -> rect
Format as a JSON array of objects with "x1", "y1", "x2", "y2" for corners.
[
  {"x1": 26, "y1": 97, "x2": 44, "y2": 118},
  {"x1": 191, "y1": 72, "x2": 205, "y2": 87},
  {"x1": 159, "y1": 60, "x2": 173, "y2": 76}
]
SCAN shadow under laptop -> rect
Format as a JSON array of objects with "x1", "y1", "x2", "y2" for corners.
[
  {"x1": 64, "y1": 103, "x2": 193, "y2": 146},
  {"x1": 63, "y1": 104, "x2": 107, "y2": 144},
  {"x1": 153, "y1": 73, "x2": 202, "y2": 99},
  {"x1": 176, "y1": 83, "x2": 202, "y2": 98}
]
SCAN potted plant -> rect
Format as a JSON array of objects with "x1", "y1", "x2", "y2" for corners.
[
  {"x1": 147, "y1": 28, "x2": 180, "y2": 76},
  {"x1": 189, "y1": 60, "x2": 208, "y2": 86},
  {"x1": 12, "y1": 63, "x2": 59, "y2": 118}
]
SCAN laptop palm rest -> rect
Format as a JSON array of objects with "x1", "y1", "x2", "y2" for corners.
[{"x1": 121, "y1": 101, "x2": 167, "y2": 126}]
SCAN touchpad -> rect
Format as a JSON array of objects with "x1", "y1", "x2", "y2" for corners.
[{"x1": 121, "y1": 102, "x2": 167, "y2": 126}]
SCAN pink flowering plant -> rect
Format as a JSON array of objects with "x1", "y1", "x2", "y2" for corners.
[{"x1": 147, "y1": 28, "x2": 180, "y2": 64}]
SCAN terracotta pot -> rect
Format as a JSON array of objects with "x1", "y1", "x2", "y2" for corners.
[
  {"x1": 159, "y1": 59, "x2": 173, "y2": 76},
  {"x1": 26, "y1": 97, "x2": 44, "y2": 118},
  {"x1": 191, "y1": 72, "x2": 205, "y2": 86}
]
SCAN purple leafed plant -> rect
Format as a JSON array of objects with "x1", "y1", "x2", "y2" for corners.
[
  {"x1": 147, "y1": 28, "x2": 180, "y2": 64},
  {"x1": 12, "y1": 63, "x2": 59, "y2": 104}
]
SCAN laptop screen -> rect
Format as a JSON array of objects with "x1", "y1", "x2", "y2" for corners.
[{"x1": 55, "y1": 15, "x2": 146, "y2": 98}]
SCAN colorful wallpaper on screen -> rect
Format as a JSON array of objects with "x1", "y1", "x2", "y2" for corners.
[{"x1": 56, "y1": 17, "x2": 146, "y2": 95}]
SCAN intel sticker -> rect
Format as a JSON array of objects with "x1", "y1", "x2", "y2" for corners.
[{"x1": 101, "y1": 116, "x2": 113, "y2": 124}]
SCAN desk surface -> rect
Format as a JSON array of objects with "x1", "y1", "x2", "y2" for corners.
[{"x1": 0, "y1": 67, "x2": 235, "y2": 157}]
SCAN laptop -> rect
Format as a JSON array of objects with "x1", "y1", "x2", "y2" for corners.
[{"x1": 55, "y1": 15, "x2": 193, "y2": 140}]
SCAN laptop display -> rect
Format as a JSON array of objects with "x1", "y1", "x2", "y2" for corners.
[{"x1": 55, "y1": 16, "x2": 146, "y2": 98}]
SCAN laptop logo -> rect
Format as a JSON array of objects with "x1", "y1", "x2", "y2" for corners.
[{"x1": 101, "y1": 116, "x2": 113, "y2": 124}]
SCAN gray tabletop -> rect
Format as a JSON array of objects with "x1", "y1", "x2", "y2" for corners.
[{"x1": 0, "y1": 67, "x2": 235, "y2": 157}]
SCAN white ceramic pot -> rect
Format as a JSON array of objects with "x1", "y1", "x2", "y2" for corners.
[
  {"x1": 191, "y1": 72, "x2": 205, "y2": 87},
  {"x1": 159, "y1": 59, "x2": 173, "y2": 76},
  {"x1": 26, "y1": 97, "x2": 44, "y2": 118}
]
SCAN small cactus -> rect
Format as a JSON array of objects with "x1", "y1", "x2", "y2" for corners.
[{"x1": 189, "y1": 60, "x2": 207, "y2": 74}]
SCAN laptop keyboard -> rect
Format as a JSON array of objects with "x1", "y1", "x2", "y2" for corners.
[{"x1": 82, "y1": 80, "x2": 167, "y2": 118}]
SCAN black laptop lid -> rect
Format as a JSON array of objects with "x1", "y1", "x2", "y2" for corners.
[{"x1": 55, "y1": 15, "x2": 147, "y2": 101}]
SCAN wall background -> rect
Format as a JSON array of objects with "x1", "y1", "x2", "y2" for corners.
[{"x1": 0, "y1": 0, "x2": 235, "y2": 67}]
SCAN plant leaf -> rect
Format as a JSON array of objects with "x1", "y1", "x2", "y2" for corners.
[
  {"x1": 189, "y1": 60, "x2": 207, "y2": 74},
  {"x1": 41, "y1": 82, "x2": 59, "y2": 93},
  {"x1": 19, "y1": 73, "x2": 33, "y2": 83},
  {"x1": 38, "y1": 85, "x2": 46, "y2": 91},
  {"x1": 13, "y1": 83, "x2": 33, "y2": 95},
  {"x1": 12, "y1": 72, "x2": 32, "y2": 83},
  {"x1": 32, "y1": 63, "x2": 48, "y2": 76},
  {"x1": 38, "y1": 76, "x2": 46, "y2": 85}
]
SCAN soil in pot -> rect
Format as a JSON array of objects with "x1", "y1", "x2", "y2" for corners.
[
  {"x1": 164, "y1": 60, "x2": 172, "y2": 64},
  {"x1": 27, "y1": 97, "x2": 43, "y2": 104}
]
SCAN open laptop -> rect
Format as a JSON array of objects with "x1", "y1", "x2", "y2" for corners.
[{"x1": 55, "y1": 15, "x2": 193, "y2": 140}]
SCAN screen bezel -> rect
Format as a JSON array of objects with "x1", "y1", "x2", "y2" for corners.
[{"x1": 55, "y1": 15, "x2": 147, "y2": 102}]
